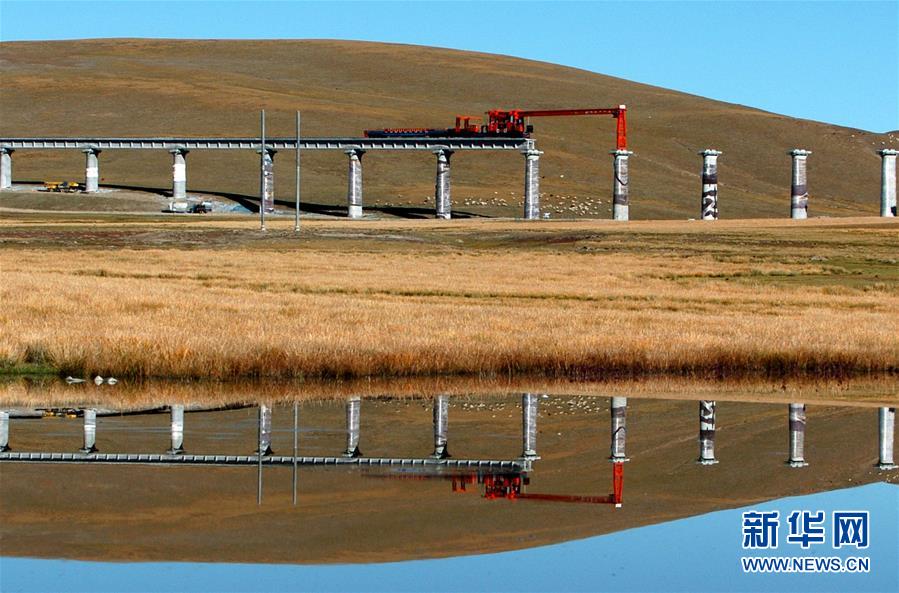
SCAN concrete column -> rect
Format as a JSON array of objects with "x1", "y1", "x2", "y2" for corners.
[
  {"x1": 0, "y1": 148, "x2": 13, "y2": 189},
  {"x1": 346, "y1": 149, "x2": 365, "y2": 219},
  {"x1": 523, "y1": 148, "x2": 543, "y2": 220},
  {"x1": 521, "y1": 393, "x2": 539, "y2": 458},
  {"x1": 610, "y1": 397, "x2": 629, "y2": 462},
  {"x1": 611, "y1": 149, "x2": 633, "y2": 221},
  {"x1": 700, "y1": 149, "x2": 722, "y2": 220},
  {"x1": 789, "y1": 149, "x2": 811, "y2": 219},
  {"x1": 83, "y1": 148, "x2": 101, "y2": 193},
  {"x1": 432, "y1": 394, "x2": 449, "y2": 458},
  {"x1": 0, "y1": 410, "x2": 9, "y2": 452},
  {"x1": 259, "y1": 148, "x2": 276, "y2": 213},
  {"x1": 168, "y1": 404, "x2": 185, "y2": 454},
  {"x1": 344, "y1": 396, "x2": 362, "y2": 457},
  {"x1": 80, "y1": 409, "x2": 98, "y2": 453},
  {"x1": 698, "y1": 400, "x2": 718, "y2": 465},
  {"x1": 256, "y1": 404, "x2": 273, "y2": 456},
  {"x1": 878, "y1": 407, "x2": 896, "y2": 470},
  {"x1": 434, "y1": 149, "x2": 453, "y2": 219},
  {"x1": 879, "y1": 149, "x2": 898, "y2": 217},
  {"x1": 787, "y1": 403, "x2": 808, "y2": 467},
  {"x1": 170, "y1": 148, "x2": 188, "y2": 200}
]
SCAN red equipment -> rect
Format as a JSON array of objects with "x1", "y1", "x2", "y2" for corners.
[
  {"x1": 485, "y1": 107, "x2": 628, "y2": 150},
  {"x1": 364, "y1": 105, "x2": 628, "y2": 150}
]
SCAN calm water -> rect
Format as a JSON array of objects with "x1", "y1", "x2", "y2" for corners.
[{"x1": 1, "y1": 381, "x2": 897, "y2": 591}]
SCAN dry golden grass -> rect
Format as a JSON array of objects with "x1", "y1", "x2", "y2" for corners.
[{"x1": 1, "y1": 215, "x2": 898, "y2": 382}]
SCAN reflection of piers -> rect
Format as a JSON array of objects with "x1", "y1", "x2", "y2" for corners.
[
  {"x1": 344, "y1": 397, "x2": 362, "y2": 458},
  {"x1": 256, "y1": 404, "x2": 273, "y2": 456},
  {"x1": 878, "y1": 407, "x2": 897, "y2": 470},
  {"x1": 609, "y1": 397, "x2": 629, "y2": 462},
  {"x1": 787, "y1": 403, "x2": 808, "y2": 467},
  {"x1": 0, "y1": 410, "x2": 9, "y2": 452},
  {"x1": 168, "y1": 405, "x2": 185, "y2": 454},
  {"x1": 521, "y1": 393, "x2": 539, "y2": 458},
  {"x1": 698, "y1": 400, "x2": 719, "y2": 465},
  {"x1": 432, "y1": 395, "x2": 449, "y2": 459},
  {"x1": 80, "y1": 409, "x2": 98, "y2": 454}
]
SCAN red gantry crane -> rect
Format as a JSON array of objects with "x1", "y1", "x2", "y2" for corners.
[{"x1": 364, "y1": 106, "x2": 628, "y2": 150}]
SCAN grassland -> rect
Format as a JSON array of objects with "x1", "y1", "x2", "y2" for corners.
[{"x1": 1, "y1": 213, "x2": 897, "y2": 382}]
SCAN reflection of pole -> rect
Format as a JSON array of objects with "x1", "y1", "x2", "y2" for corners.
[
  {"x1": 0, "y1": 410, "x2": 9, "y2": 452},
  {"x1": 698, "y1": 400, "x2": 718, "y2": 465},
  {"x1": 295, "y1": 111, "x2": 301, "y2": 233},
  {"x1": 292, "y1": 401, "x2": 299, "y2": 505},
  {"x1": 878, "y1": 407, "x2": 897, "y2": 470},
  {"x1": 787, "y1": 403, "x2": 808, "y2": 467},
  {"x1": 257, "y1": 405, "x2": 263, "y2": 505},
  {"x1": 432, "y1": 395, "x2": 449, "y2": 458},
  {"x1": 521, "y1": 393, "x2": 538, "y2": 458},
  {"x1": 80, "y1": 409, "x2": 98, "y2": 453},
  {"x1": 609, "y1": 397, "x2": 629, "y2": 462},
  {"x1": 344, "y1": 396, "x2": 362, "y2": 457},
  {"x1": 168, "y1": 404, "x2": 185, "y2": 454},
  {"x1": 259, "y1": 109, "x2": 266, "y2": 231}
]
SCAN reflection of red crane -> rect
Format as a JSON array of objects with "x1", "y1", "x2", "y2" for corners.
[
  {"x1": 370, "y1": 462, "x2": 625, "y2": 506},
  {"x1": 364, "y1": 106, "x2": 628, "y2": 150},
  {"x1": 478, "y1": 463, "x2": 624, "y2": 506}
]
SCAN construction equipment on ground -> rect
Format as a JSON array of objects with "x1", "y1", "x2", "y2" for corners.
[
  {"x1": 364, "y1": 106, "x2": 627, "y2": 149},
  {"x1": 42, "y1": 180, "x2": 84, "y2": 193}
]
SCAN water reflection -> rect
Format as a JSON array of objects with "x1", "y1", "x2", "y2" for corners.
[{"x1": 0, "y1": 390, "x2": 896, "y2": 564}]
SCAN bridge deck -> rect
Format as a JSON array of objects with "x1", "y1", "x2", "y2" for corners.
[{"x1": 0, "y1": 137, "x2": 531, "y2": 151}]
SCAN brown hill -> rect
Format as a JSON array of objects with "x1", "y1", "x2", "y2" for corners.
[{"x1": 0, "y1": 39, "x2": 896, "y2": 219}]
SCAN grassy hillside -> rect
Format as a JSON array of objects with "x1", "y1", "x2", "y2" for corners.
[{"x1": 0, "y1": 39, "x2": 896, "y2": 219}]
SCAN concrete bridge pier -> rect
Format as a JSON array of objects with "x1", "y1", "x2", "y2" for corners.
[
  {"x1": 0, "y1": 410, "x2": 9, "y2": 452},
  {"x1": 610, "y1": 397, "x2": 630, "y2": 462},
  {"x1": 879, "y1": 407, "x2": 897, "y2": 470},
  {"x1": 700, "y1": 149, "x2": 722, "y2": 220},
  {"x1": 432, "y1": 394, "x2": 450, "y2": 458},
  {"x1": 523, "y1": 148, "x2": 543, "y2": 220},
  {"x1": 521, "y1": 393, "x2": 539, "y2": 458},
  {"x1": 789, "y1": 149, "x2": 811, "y2": 219},
  {"x1": 168, "y1": 404, "x2": 185, "y2": 454},
  {"x1": 346, "y1": 149, "x2": 365, "y2": 219},
  {"x1": 256, "y1": 404, "x2": 273, "y2": 456},
  {"x1": 611, "y1": 149, "x2": 633, "y2": 221},
  {"x1": 258, "y1": 148, "x2": 276, "y2": 214},
  {"x1": 787, "y1": 403, "x2": 808, "y2": 467},
  {"x1": 83, "y1": 148, "x2": 101, "y2": 193},
  {"x1": 434, "y1": 149, "x2": 453, "y2": 219},
  {"x1": 879, "y1": 149, "x2": 898, "y2": 217},
  {"x1": 698, "y1": 400, "x2": 719, "y2": 465},
  {"x1": 344, "y1": 396, "x2": 362, "y2": 457},
  {"x1": 0, "y1": 148, "x2": 13, "y2": 189},
  {"x1": 80, "y1": 409, "x2": 98, "y2": 454},
  {"x1": 170, "y1": 148, "x2": 188, "y2": 200}
]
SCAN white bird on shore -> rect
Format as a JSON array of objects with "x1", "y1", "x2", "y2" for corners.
[
  {"x1": 106, "y1": 377, "x2": 118, "y2": 385},
  {"x1": 93, "y1": 376, "x2": 104, "y2": 385},
  {"x1": 65, "y1": 376, "x2": 85, "y2": 384}
]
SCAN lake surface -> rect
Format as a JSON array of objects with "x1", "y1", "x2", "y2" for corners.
[{"x1": 1, "y1": 379, "x2": 897, "y2": 590}]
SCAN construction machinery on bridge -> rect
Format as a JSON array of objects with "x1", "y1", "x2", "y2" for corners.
[{"x1": 364, "y1": 106, "x2": 628, "y2": 150}]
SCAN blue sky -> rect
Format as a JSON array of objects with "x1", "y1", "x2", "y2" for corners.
[{"x1": 0, "y1": 1, "x2": 897, "y2": 132}]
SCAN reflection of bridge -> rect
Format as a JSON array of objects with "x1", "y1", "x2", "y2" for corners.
[{"x1": 0, "y1": 397, "x2": 896, "y2": 470}]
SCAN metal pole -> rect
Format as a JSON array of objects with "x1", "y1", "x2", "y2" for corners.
[
  {"x1": 698, "y1": 400, "x2": 718, "y2": 465},
  {"x1": 521, "y1": 393, "x2": 538, "y2": 458},
  {"x1": 257, "y1": 404, "x2": 263, "y2": 505},
  {"x1": 80, "y1": 409, "x2": 98, "y2": 454},
  {"x1": 295, "y1": 111, "x2": 301, "y2": 232},
  {"x1": 260, "y1": 110, "x2": 266, "y2": 231},
  {"x1": 432, "y1": 395, "x2": 449, "y2": 458},
  {"x1": 293, "y1": 401, "x2": 299, "y2": 505},
  {"x1": 0, "y1": 410, "x2": 9, "y2": 452}
]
